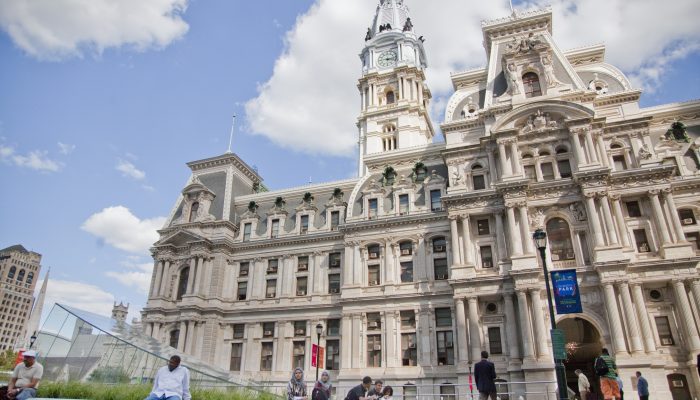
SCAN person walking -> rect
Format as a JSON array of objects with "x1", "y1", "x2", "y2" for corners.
[
  {"x1": 367, "y1": 380, "x2": 383, "y2": 399},
  {"x1": 575, "y1": 369, "x2": 590, "y2": 400},
  {"x1": 312, "y1": 371, "x2": 332, "y2": 400},
  {"x1": 616, "y1": 375, "x2": 624, "y2": 400},
  {"x1": 345, "y1": 376, "x2": 372, "y2": 400},
  {"x1": 6, "y1": 350, "x2": 43, "y2": 400},
  {"x1": 474, "y1": 351, "x2": 497, "y2": 400},
  {"x1": 595, "y1": 348, "x2": 620, "y2": 400},
  {"x1": 145, "y1": 355, "x2": 191, "y2": 400},
  {"x1": 636, "y1": 372, "x2": 648, "y2": 400},
  {"x1": 287, "y1": 368, "x2": 308, "y2": 400}
]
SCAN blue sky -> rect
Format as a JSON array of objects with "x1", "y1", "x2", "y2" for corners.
[{"x1": 1, "y1": 0, "x2": 699, "y2": 320}]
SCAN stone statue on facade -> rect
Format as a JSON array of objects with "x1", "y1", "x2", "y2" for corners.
[
  {"x1": 403, "y1": 18, "x2": 413, "y2": 32},
  {"x1": 505, "y1": 62, "x2": 520, "y2": 95},
  {"x1": 541, "y1": 53, "x2": 560, "y2": 88},
  {"x1": 506, "y1": 32, "x2": 544, "y2": 54},
  {"x1": 638, "y1": 144, "x2": 652, "y2": 160},
  {"x1": 365, "y1": 28, "x2": 372, "y2": 41},
  {"x1": 569, "y1": 202, "x2": 587, "y2": 222},
  {"x1": 521, "y1": 110, "x2": 559, "y2": 133}
]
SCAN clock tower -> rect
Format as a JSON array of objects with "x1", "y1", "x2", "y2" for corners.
[{"x1": 357, "y1": 0, "x2": 434, "y2": 176}]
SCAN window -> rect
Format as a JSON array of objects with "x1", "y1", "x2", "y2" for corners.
[
  {"x1": 294, "y1": 321, "x2": 307, "y2": 336},
  {"x1": 266, "y1": 279, "x2": 277, "y2": 298},
  {"x1": 329, "y1": 274, "x2": 341, "y2": 294},
  {"x1": 368, "y1": 198, "x2": 378, "y2": 218},
  {"x1": 300, "y1": 215, "x2": 309, "y2": 234},
  {"x1": 169, "y1": 330, "x2": 180, "y2": 348},
  {"x1": 237, "y1": 281, "x2": 247, "y2": 301},
  {"x1": 477, "y1": 219, "x2": 490, "y2": 235},
  {"x1": 386, "y1": 91, "x2": 395, "y2": 104},
  {"x1": 239, "y1": 262, "x2": 249, "y2": 277},
  {"x1": 188, "y1": 202, "x2": 199, "y2": 222},
  {"x1": 233, "y1": 324, "x2": 245, "y2": 339},
  {"x1": 541, "y1": 162, "x2": 554, "y2": 180},
  {"x1": 329, "y1": 252, "x2": 341, "y2": 268},
  {"x1": 655, "y1": 316, "x2": 675, "y2": 345},
  {"x1": 400, "y1": 262, "x2": 414, "y2": 283},
  {"x1": 401, "y1": 333, "x2": 418, "y2": 366},
  {"x1": 293, "y1": 341, "x2": 306, "y2": 369},
  {"x1": 522, "y1": 72, "x2": 542, "y2": 98},
  {"x1": 663, "y1": 157, "x2": 679, "y2": 176},
  {"x1": 177, "y1": 267, "x2": 189, "y2": 300},
  {"x1": 16, "y1": 270, "x2": 24, "y2": 282},
  {"x1": 243, "y1": 223, "x2": 252, "y2": 242},
  {"x1": 580, "y1": 232, "x2": 591, "y2": 264},
  {"x1": 296, "y1": 277, "x2": 308, "y2": 296},
  {"x1": 634, "y1": 229, "x2": 650, "y2": 253},
  {"x1": 327, "y1": 319, "x2": 340, "y2": 336},
  {"x1": 230, "y1": 343, "x2": 243, "y2": 371},
  {"x1": 8, "y1": 267, "x2": 15, "y2": 279},
  {"x1": 271, "y1": 219, "x2": 280, "y2": 238},
  {"x1": 267, "y1": 259, "x2": 278, "y2": 274},
  {"x1": 626, "y1": 201, "x2": 642, "y2": 217},
  {"x1": 260, "y1": 342, "x2": 273, "y2": 371},
  {"x1": 368, "y1": 245, "x2": 381, "y2": 259},
  {"x1": 263, "y1": 322, "x2": 275, "y2": 337},
  {"x1": 524, "y1": 165, "x2": 536, "y2": 181},
  {"x1": 687, "y1": 232, "x2": 700, "y2": 251},
  {"x1": 403, "y1": 385, "x2": 417, "y2": 400},
  {"x1": 298, "y1": 256, "x2": 309, "y2": 271},
  {"x1": 26, "y1": 272, "x2": 33, "y2": 285},
  {"x1": 679, "y1": 209, "x2": 697, "y2": 225},
  {"x1": 613, "y1": 155, "x2": 627, "y2": 171},
  {"x1": 558, "y1": 159, "x2": 572, "y2": 178},
  {"x1": 434, "y1": 258, "x2": 448, "y2": 280},
  {"x1": 400, "y1": 241, "x2": 413, "y2": 256},
  {"x1": 684, "y1": 149, "x2": 700, "y2": 172},
  {"x1": 331, "y1": 211, "x2": 340, "y2": 230},
  {"x1": 367, "y1": 313, "x2": 382, "y2": 330},
  {"x1": 399, "y1": 194, "x2": 409, "y2": 215},
  {"x1": 435, "y1": 308, "x2": 452, "y2": 327},
  {"x1": 473, "y1": 174, "x2": 486, "y2": 190},
  {"x1": 400, "y1": 311, "x2": 416, "y2": 329},
  {"x1": 436, "y1": 331, "x2": 455, "y2": 365},
  {"x1": 368, "y1": 265, "x2": 380, "y2": 286},
  {"x1": 488, "y1": 327, "x2": 503, "y2": 354},
  {"x1": 440, "y1": 384, "x2": 456, "y2": 400},
  {"x1": 480, "y1": 246, "x2": 493, "y2": 268},
  {"x1": 367, "y1": 335, "x2": 382, "y2": 367},
  {"x1": 326, "y1": 339, "x2": 340, "y2": 370},
  {"x1": 547, "y1": 218, "x2": 575, "y2": 261},
  {"x1": 430, "y1": 190, "x2": 442, "y2": 211},
  {"x1": 433, "y1": 236, "x2": 446, "y2": 252}
]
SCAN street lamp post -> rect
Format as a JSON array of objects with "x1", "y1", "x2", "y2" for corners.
[
  {"x1": 315, "y1": 323, "x2": 323, "y2": 382},
  {"x1": 29, "y1": 332, "x2": 37, "y2": 349},
  {"x1": 533, "y1": 228, "x2": 569, "y2": 400}
]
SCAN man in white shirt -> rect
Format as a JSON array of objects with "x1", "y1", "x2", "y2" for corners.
[
  {"x1": 7, "y1": 350, "x2": 43, "y2": 400},
  {"x1": 575, "y1": 369, "x2": 590, "y2": 400},
  {"x1": 145, "y1": 355, "x2": 191, "y2": 400}
]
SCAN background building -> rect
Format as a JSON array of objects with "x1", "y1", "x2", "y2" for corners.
[
  {"x1": 142, "y1": 2, "x2": 700, "y2": 399},
  {"x1": 0, "y1": 244, "x2": 42, "y2": 350}
]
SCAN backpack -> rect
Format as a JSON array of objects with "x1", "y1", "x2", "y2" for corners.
[{"x1": 595, "y1": 357, "x2": 609, "y2": 377}]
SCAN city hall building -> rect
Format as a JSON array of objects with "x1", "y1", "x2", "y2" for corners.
[{"x1": 142, "y1": 1, "x2": 700, "y2": 398}]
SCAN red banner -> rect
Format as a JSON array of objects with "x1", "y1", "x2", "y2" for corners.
[
  {"x1": 311, "y1": 344, "x2": 318, "y2": 367},
  {"x1": 311, "y1": 344, "x2": 325, "y2": 368}
]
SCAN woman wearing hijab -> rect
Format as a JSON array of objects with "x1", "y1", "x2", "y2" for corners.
[
  {"x1": 287, "y1": 367, "x2": 308, "y2": 400},
  {"x1": 312, "y1": 370, "x2": 332, "y2": 400}
]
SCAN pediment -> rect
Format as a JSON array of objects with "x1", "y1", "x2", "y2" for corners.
[
  {"x1": 490, "y1": 100, "x2": 594, "y2": 134},
  {"x1": 155, "y1": 229, "x2": 210, "y2": 247}
]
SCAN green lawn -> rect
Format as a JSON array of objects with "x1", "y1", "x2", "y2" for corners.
[{"x1": 37, "y1": 382, "x2": 278, "y2": 400}]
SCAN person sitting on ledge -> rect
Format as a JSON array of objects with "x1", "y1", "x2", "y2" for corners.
[
  {"x1": 6, "y1": 350, "x2": 43, "y2": 400},
  {"x1": 145, "y1": 355, "x2": 191, "y2": 400}
]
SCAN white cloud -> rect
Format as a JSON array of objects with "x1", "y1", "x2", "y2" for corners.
[
  {"x1": 0, "y1": 0, "x2": 189, "y2": 60},
  {"x1": 81, "y1": 206, "x2": 166, "y2": 254},
  {"x1": 245, "y1": 0, "x2": 700, "y2": 156},
  {"x1": 106, "y1": 270, "x2": 152, "y2": 295},
  {"x1": 57, "y1": 142, "x2": 75, "y2": 155},
  {"x1": 116, "y1": 159, "x2": 146, "y2": 180},
  {"x1": 41, "y1": 279, "x2": 115, "y2": 317},
  {"x1": 0, "y1": 144, "x2": 62, "y2": 172}
]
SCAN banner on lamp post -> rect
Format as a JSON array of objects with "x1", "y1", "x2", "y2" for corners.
[
  {"x1": 311, "y1": 344, "x2": 324, "y2": 368},
  {"x1": 551, "y1": 269, "x2": 583, "y2": 314}
]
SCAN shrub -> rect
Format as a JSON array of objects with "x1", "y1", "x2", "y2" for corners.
[{"x1": 37, "y1": 382, "x2": 277, "y2": 400}]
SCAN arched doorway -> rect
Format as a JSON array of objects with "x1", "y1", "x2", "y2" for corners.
[{"x1": 559, "y1": 317, "x2": 603, "y2": 400}]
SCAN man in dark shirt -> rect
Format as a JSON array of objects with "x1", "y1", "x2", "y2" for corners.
[
  {"x1": 474, "y1": 351, "x2": 497, "y2": 400},
  {"x1": 367, "y1": 380, "x2": 383, "y2": 399},
  {"x1": 346, "y1": 376, "x2": 372, "y2": 400}
]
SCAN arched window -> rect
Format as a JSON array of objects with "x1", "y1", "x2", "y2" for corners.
[
  {"x1": 188, "y1": 202, "x2": 199, "y2": 222},
  {"x1": 169, "y1": 329, "x2": 180, "y2": 348},
  {"x1": 176, "y1": 267, "x2": 189, "y2": 300},
  {"x1": 522, "y1": 72, "x2": 542, "y2": 98},
  {"x1": 8, "y1": 266, "x2": 15, "y2": 279},
  {"x1": 472, "y1": 164, "x2": 486, "y2": 190},
  {"x1": 17, "y1": 269, "x2": 25, "y2": 282},
  {"x1": 386, "y1": 91, "x2": 395, "y2": 104},
  {"x1": 556, "y1": 147, "x2": 568, "y2": 154},
  {"x1": 27, "y1": 272, "x2": 34, "y2": 285},
  {"x1": 547, "y1": 218, "x2": 575, "y2": 261}
]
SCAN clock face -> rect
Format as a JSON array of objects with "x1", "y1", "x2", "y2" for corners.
[{"x1": 377, "y1": 50, "x2": 398, "y2": 68}]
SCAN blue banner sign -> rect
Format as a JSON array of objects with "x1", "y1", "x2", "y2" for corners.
[{"x1": 551, "y1": 269, "x2": 582, "y2": 314}]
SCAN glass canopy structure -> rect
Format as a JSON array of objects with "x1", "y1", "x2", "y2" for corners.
[{"x1": 34, "y1": 303, "x2": 257, "y2": 390}]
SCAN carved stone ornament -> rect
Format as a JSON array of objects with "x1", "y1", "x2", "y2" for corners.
[
  {"x1": 638, "y1": 144, "x2": 652, "y2": 160},
  {"x1": 529, "y1": 207, "x2": 546, "y2": 229},
  {"x1": 451, "y1": 168, "x2": 463, "y2": 186},
  {"x1": 505, "y1": 32, "x2": 547, "y2": 55},
  {"x1": 521, "y1": 109, "x2": 560, "y2": 134},
  {"x1": 504, "y1": 62, "x2": 520, "y2": 96},
  {"x1": 568, "y1": 202, "x2": 587, "y2": 222},
  {"x1": 540, "y1": 53, "x2": 560, "y2": 88}
]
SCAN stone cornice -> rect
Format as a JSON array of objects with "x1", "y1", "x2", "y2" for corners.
[
  {"x1": 233, "y1": 231, "x2": 344, "y2": 252},
  {"x1": 341, "y1": 211, "x2": 447, "y2": 233},
  {"x1": 186, "y1": 153, "x2": 262, "y2": 183},
  {"x1": 593, "y1": 90, "x2": 642, "y2": 107}
]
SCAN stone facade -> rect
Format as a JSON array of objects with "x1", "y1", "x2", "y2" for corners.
[
  {"x1": 142, "y1": 3, "x2": 700, "y2": 399},
  {"x1": 0, "y1": 245, "x2": 42, "y2": 350}
]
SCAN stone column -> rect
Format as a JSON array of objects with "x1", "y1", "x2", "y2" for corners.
[
  {"x1": 570, "y1": 130, "x2": 586, "y2": 167},
  {"x1": 519, "y1": 205, "x2": 534, "y2": 254},
  {"x1": 152, "y1": 323, "x2": 161, "y2": 340},
  {"x1": 450, "y1": 217, "x2": 462, "y2": 264},
  {"x1": 584, "y1": 194, "x2": 605, "y2": 247},
  {"x1": 186, "y1": 257, "x2": 196, "y2": 294},
  {"x1": 618, "y1": 282, "x2": 644, "y2": 353},
  {"x1": 495, "y1": 212, "x2": 507, "y2": 261},
  {"x1": 509, "y1": 141, "x2": 521, "y2": 175},
  {"x1": 159, "y1": 260, "x2": 171, "y2": 297},
  {"x1": 455, "y1": 298, "x2": 469, "y2": 365},
  {"x1": 193, "y1": 257, "x2": 204, "y2": 296},
  {"x1": 649, "y1": 190, "x2": 672, "y2": 245},
  {"x1": 595, "y1": 132, "x2": 609, "y2": 167},
  {"x1": 467, "y1": 297, "x2": 482, "y2": 362},
  {"x1": 584, "y1": 129, "x2": 599, "y2": 164},
  {"x1": 487, "y1": 149, "x2": 497, "y2": 184},
  {"x1": 691, "y1": 281, "x2": 700, "y2": 321},
  {"x1": 673, "y1": 280, "x2": 700, "y2": 351},
  {"x1": 610, "y1": 195, "x2": 631, "y2": 247},
  {"x1": 603, "y1": 283, "x2": 628, "y2": 355},
  {"x1": 340, "y1": 315, "x2": 352, "y2": 369},
  {"x1": 631, "y1": 283, "x2": 657, "y2": 353},
  {"x1": 599, "y1": 194, "x2": 619, "y2": 245},
  {"x1": 152, "y1": 260, "x2": 163, "y2": 298},
  {"x1": 384, "y1": 241, "x2": 395, "y2": 284},
  {"x1": 503, "y1": 293, "x2": 521, "y2": 359},
  {"x1": 517, "y1": 290, "x2": 535, "y2": 360},
  {"x1": 177, "y1": 320, "x2": 187, "y2": 351},
  {"x1": 461, "y1": 216, "x2": 473, "y2": 264},
  {"x1": 498, "y1": 142, "x2": 510, "y2": 177},
  {"x1": 185, "y1": 321, "x2": 196, "y2": 354},
  {"x1": 530, "y1": 289, "x2": 550, "y2": 358},
  {"x1": 506, "y1": 205, "x2": 523, "y2": 256},
  {"x1": 343, "y1": 245, "x2": 354, "y2": 286},
  {"x1": 662, "y1": 189, "x2": 686, "y2": 242}
]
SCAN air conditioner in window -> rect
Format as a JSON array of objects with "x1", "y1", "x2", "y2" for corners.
[
  {"x1": 373, "y1": 345, "x2": 382, "y2": 351},
  {"x1": 683, "y1": 218, "x2": 695, "y2": 225},
  {"x1": 264, "y1": 330, "x2": 273, "y2": 336},
  {"x1": 369, "y1": 252, "x2": 379, "y2": 259},
  {"x1": 266, "y1": 293, "x2": 275, "y2": 298},
  {"x1": 437, "y1": 274, "x2": 448, "y2": 280},
  {"x1": 240, "y1": 270, "x2": 248, "y2": 276},
  {"x1": 238, "y1": 295, "x2": 247, "y2": 301},
  {"x1": 298, "y1": 264, "x2": 308, "y2": 271},
  {"x1": 401, "y1": 249, "x2": 411, "y2": 256},
  {"x1": 267, "y1": 267, "x2": 278, "y2": 274},
  {"x1": 297, "y1": 290, "x2": 307, "y2": 296},
  {"x1": 295, "y1": 329, "x2": 305, "y2": 335},
  {"x1": 661, "y1": 338, "x2": 673, "y2": 345},
  {"x1": 330, "y1": 288, "x2": 340, "y2": 294},
  {"x1": 433, "y1": 207, "x2": 443, "y2": 212},
  {"x1": 330, "y1": 261, "x2": 340, "y2": 268},
  {"x1": 434, "y1": 245, "x2": 445, "y2": 252},
  {"x1": 293, "y1": 349, "x2": 305, "y2": 356},
  {"x1": 370, "y1": 280, "x2": 379, "y2": 286},
  {"x1": 368, "y1": 322, "x2": 378, "y2": 328},
  {"x1": 408, "y1": 343, "x2": 416, "y2": 349},
  {"x1": 483, "y1": 261, "x2": 492, "y2": 268}
]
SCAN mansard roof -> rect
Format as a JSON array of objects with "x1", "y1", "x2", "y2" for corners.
[{"x1": 0, "y1": 244, "x2": 29, "y2": 254}]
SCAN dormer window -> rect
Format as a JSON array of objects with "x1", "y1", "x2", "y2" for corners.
[
  {"x1": 522, "y1": 72, "x2": 542, "y2": 98},
  {"x1": 386, "y1": 91, "x2": 395, "y2": 104},
  {"x1": 271, "y1": 219, "x2": 280, "y2": 238},
  {"x1": 188, "y1": 202, "x2": 199, "y2": 222},
  {"x1": 243, "y1": 223, "x2": 252, "y2": 242},
  {"x1": 399, "y1": 194, "x2": 409, "y2": 215},
  {"x1": 300, "y1": 215, "x2": 309, "y2": 234},
  {"x1": 330, "y1": 211, "x2": 340, "y2": 230},
  {"x1": 430, "y1": 190, "x2": 442, "y2": 211},
  {"x1": 368, "y1": 198, "x2": 379, "y2": 218}
]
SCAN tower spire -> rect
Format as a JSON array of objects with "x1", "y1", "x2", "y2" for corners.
[{"x1": 24, "y1": 267, "x2": 49, "y2": 348}]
